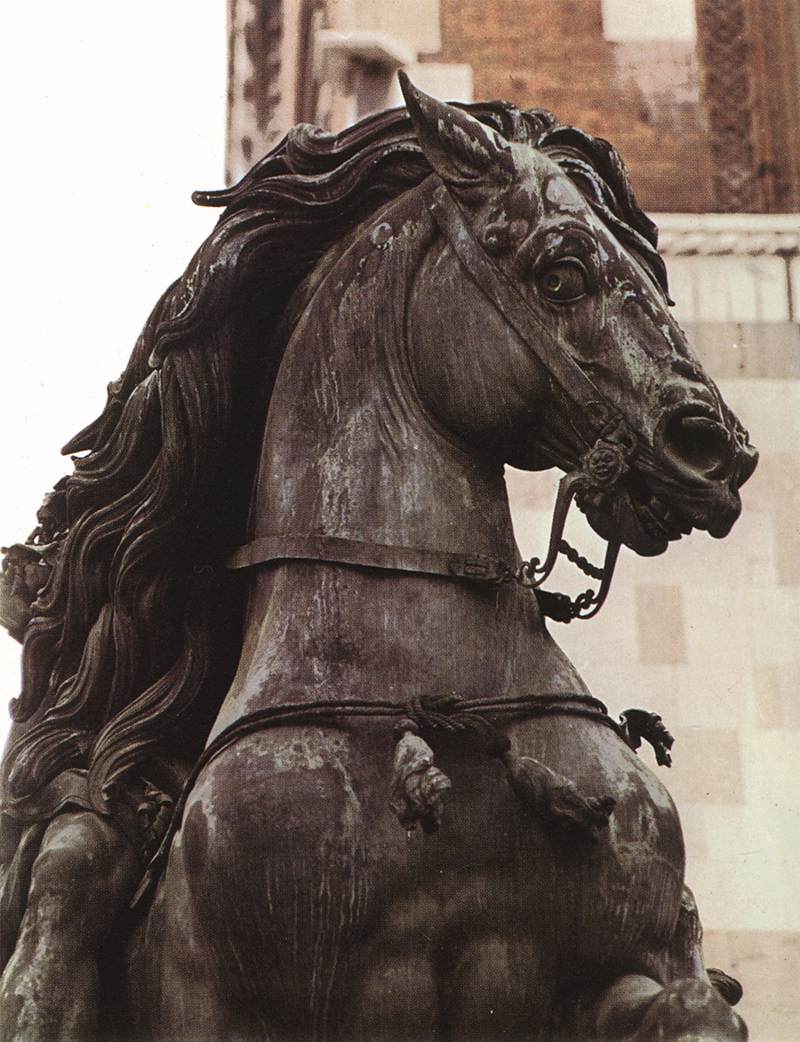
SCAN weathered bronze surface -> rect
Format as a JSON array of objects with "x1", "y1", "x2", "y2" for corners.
[{"x1": 0, "y1": 75, "x2": 757, "y2": 1041}]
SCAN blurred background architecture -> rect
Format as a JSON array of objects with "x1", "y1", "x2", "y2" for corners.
[{"x1": 227, "y1": 1, "x2": 800, "y2": 1038}]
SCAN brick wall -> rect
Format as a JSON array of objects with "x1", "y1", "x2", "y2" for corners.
[
  {"x1": 426, "y1": 0, "x2": 713, "y2": 212},
  {"x1": 426, "y1": 0, "x2": 800, "y2": 214}
]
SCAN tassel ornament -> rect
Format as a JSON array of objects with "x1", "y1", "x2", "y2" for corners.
[
  {"x1": 500, "y1": 747, "x2": 615, "y2": 840},
  {"x1": 390, "y1": 719, "x2": 452, "y2": 833}
]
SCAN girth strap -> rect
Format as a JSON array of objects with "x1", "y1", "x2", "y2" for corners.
[
  {"x1": 131, "y1": 692, "x2": 622, "y2": 908},
  {"x1": 227, "y1": 533, "x2": 513, "y2": 582}
]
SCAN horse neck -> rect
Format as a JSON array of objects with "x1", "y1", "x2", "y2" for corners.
[
  {"x1": 207, "y1": 189, "x2": 588, "y2": 737},
  {"x1": 250, "y1": 189, "x2": 518, "y2": 561}
]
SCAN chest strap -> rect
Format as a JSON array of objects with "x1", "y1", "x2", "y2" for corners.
[
  {"x1": 227, "y1": 533, "x2": 515, "y2": 583},
  {"x1": 227, "y1": 533, "x2": 596, "y2": 623}
]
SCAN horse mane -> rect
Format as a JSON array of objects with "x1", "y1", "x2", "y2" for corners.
[{"x1": 6, "y1": 100, "x2": 667, "y2": 808}]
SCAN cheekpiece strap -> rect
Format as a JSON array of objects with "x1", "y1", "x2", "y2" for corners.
[
  {"x1": 428, "y1": 183, "x2": 628, "y2": 436},
  {"x1": 426, "y1": 181, "x2": 645, "y2": 619}
]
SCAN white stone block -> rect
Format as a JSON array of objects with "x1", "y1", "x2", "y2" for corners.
[
  {"x1": 351, "y1": 0, "x2": 441, "y2": 55},
  {"x1": 790, "y1": 254, "x2": 800, "y2": 322},
  {"x1": 720, "y1": 378, "x2": 800, "y2": 455},
  {"x1": 749, "y1": 256, "x2": 791, "y2": 322},
  {"x1": 665, "y1": 256, "x2": 699, "y2": 322},
  {"x1": 601, "y1": 0, "x2": 696, "y2": 41},
  {"x1": 404, "y1": 62, "x2": 474, "y2": 103}
]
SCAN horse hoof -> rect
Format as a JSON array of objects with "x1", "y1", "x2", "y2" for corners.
[{"x1": 631, "y1": 978, "x2": 748, "y2": 1042}]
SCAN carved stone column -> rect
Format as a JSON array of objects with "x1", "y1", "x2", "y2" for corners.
[
  {"x1": 695, "y1": 0, "x2": 758, "y2": 210},
  {"x1": 745, "y1": 0, "x2": 800, "y2": 212},
  {"x1": 696, "y1": 0, "x2": 800, "y2": 212},
  {"x1": 227, "y1": 0, "x2": 317, "y2": 184}
]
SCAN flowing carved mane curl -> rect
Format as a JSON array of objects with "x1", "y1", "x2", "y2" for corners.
[{"x1": 6, "y1": 101, "x2": 667, "y2": 810}]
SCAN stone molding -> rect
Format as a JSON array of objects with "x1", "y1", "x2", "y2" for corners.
[
  {"x1": 315, "y1": 29, "x2": 416, "y2": 71},
  {"x1": 654, "y1": 213, "x2": 800, "y2": 257}
]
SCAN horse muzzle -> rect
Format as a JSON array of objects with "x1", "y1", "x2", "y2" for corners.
[
  {"x1": 655, "y1": 402, "x2": 758, "y2": 491},
  {"x1": 625, "y1": 402, "x2": 759, "y2": 549}
]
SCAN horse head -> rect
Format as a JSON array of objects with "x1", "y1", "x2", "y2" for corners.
[{"x1": 400, "y1": 75, "x2": 757, "y2": 569}]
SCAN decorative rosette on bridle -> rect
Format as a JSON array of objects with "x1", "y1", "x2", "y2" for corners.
[{"x1": 513, "y1": 415, "x2": 636, "y2": 621}]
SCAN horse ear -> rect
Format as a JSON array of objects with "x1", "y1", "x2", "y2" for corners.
[{"x1": 398, "y1": 71, "x2": 515, "y2": 189}]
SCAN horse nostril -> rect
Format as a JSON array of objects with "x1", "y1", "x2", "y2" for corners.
[
  {"x1": 662, "y1": 411, "x2": 732, "y2": 480},
  {"x1": 737, "y1": 442, "x2": 759, "y2": 487}
]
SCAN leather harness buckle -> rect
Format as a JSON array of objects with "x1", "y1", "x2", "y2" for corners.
[
  {"x1": 462, "y1": 556, "x2": 492, "y2": 578},
  {"x1": 448, "y1": 555, "x2": 501, "y2": 580}
]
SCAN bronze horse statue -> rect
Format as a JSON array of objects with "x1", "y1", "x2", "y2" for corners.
[{"x1": 0, "y1": 76, "x2": 757, "y2": 1041}]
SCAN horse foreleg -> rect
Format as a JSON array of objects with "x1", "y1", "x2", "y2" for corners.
[
  {"x1": 0, "y1": 810, "x2": 138, "y2": 1042},
  {"x1": 591, "y1": 884, "x2": 746, "y2": 1041},
  {"x1": 594, "y1": 973, "x2": 746, "y2": 1042}
]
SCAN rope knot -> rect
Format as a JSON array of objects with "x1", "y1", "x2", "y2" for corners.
[{"x1": 406, "y1": 693, "x2": 504, "y2": 743}]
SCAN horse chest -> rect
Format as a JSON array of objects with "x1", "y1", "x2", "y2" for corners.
[
  {"x1": 174, "y1": 715, "x2": 682, "y2": 1007},
  {"x1": 213, "y1": 566, "x2": 588, "y2": 742}
]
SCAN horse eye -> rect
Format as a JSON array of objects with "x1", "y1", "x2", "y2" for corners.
[{"x1": 538, "y1": 260, "x2": 588, "y2": 303}]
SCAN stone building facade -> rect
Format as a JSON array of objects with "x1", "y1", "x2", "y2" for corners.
[
  {"x1": 227, "y1": 3, "x2": 799, "y2": 1038},
  {"x1": 226, "y1": 0, "x2": 800, "y2": 216}
]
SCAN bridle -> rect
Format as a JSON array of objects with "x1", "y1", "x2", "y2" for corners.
[
  {"x1": 228, "y1": 176, "x2": 657, "y2": 621},
  {"x1": 428, "y1": 180, "x2": 643, "y2": 619}
]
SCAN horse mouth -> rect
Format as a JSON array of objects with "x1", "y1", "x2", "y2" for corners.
[
  {"x1": 656, "y1": 406, "x2": 735, "y2": 485},
  {"x1": 629, "y1": 484, "x2": 694, "y2": 544},
  {"x1": 577, "y1": 471, "x2": 742, "y2": 558},
  {"x1": 533, "y1": 399, "x2": 757, "y2": 559}
]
